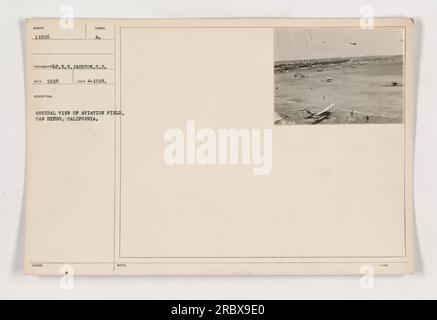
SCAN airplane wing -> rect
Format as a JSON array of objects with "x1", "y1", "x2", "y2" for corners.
[{"x1": 315, "y1": 103, "x2": 334, "y2": 116}]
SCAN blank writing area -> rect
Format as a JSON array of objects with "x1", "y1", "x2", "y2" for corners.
[{"x1": 119, "y1": 28, "x2": 405, "y2": 258}]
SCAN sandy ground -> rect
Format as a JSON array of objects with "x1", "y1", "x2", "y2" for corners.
[{"x1": 274, "y1": 56, "x2": 403, "y2": 125}]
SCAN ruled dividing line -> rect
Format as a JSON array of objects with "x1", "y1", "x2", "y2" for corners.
[
  {"x1": 32, "y1": 68, "x2": 115, "y2": 71},
  {"x1": 31, "y1": 83, "x2": 115, "y2": 86},
  {"x1": 31, "y1": 261, "x2": 409, "y2": 265},
  {"x1": 31, "y1": 38, "x2": 115, "y2": 41},
  {"x1": 32, "y1": 53, "x2": 115, "y2": 56},
  {"x1": 113, "y1": 24, "x2": 117, "y2": 271}
]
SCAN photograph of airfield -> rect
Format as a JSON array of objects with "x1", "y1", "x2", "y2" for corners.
[{"x1": 274, "y1": 28, "x2": 404, "y2": 125}]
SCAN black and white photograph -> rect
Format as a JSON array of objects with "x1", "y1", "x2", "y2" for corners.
[{"x1": 274, "y1": 28, "x2": 404, "y2": 125}]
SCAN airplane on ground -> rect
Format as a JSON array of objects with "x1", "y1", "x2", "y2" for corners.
[
  {"x1": 303, "y1": 103, "x2": 334, "y2": 124},
  {"x1": 275, "y1": 102, "x2": 335, "y2": 125}
]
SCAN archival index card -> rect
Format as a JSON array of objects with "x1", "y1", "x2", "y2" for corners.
[{"x1": 24, "y1": 18, "x2": 415, "y2": 275}]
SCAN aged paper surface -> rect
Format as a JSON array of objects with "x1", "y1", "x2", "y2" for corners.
[{"x1": 24, "y1": 18, "x2": 415, "y2": 275}]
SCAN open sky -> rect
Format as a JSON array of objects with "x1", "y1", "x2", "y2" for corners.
[{"x1": 274, "y1": 28, "x2": 404, "y2": 62}]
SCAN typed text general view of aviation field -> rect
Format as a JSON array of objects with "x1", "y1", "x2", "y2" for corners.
[{"x1": 274, "y1": 28, "x2": 404, "y2": 125}]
